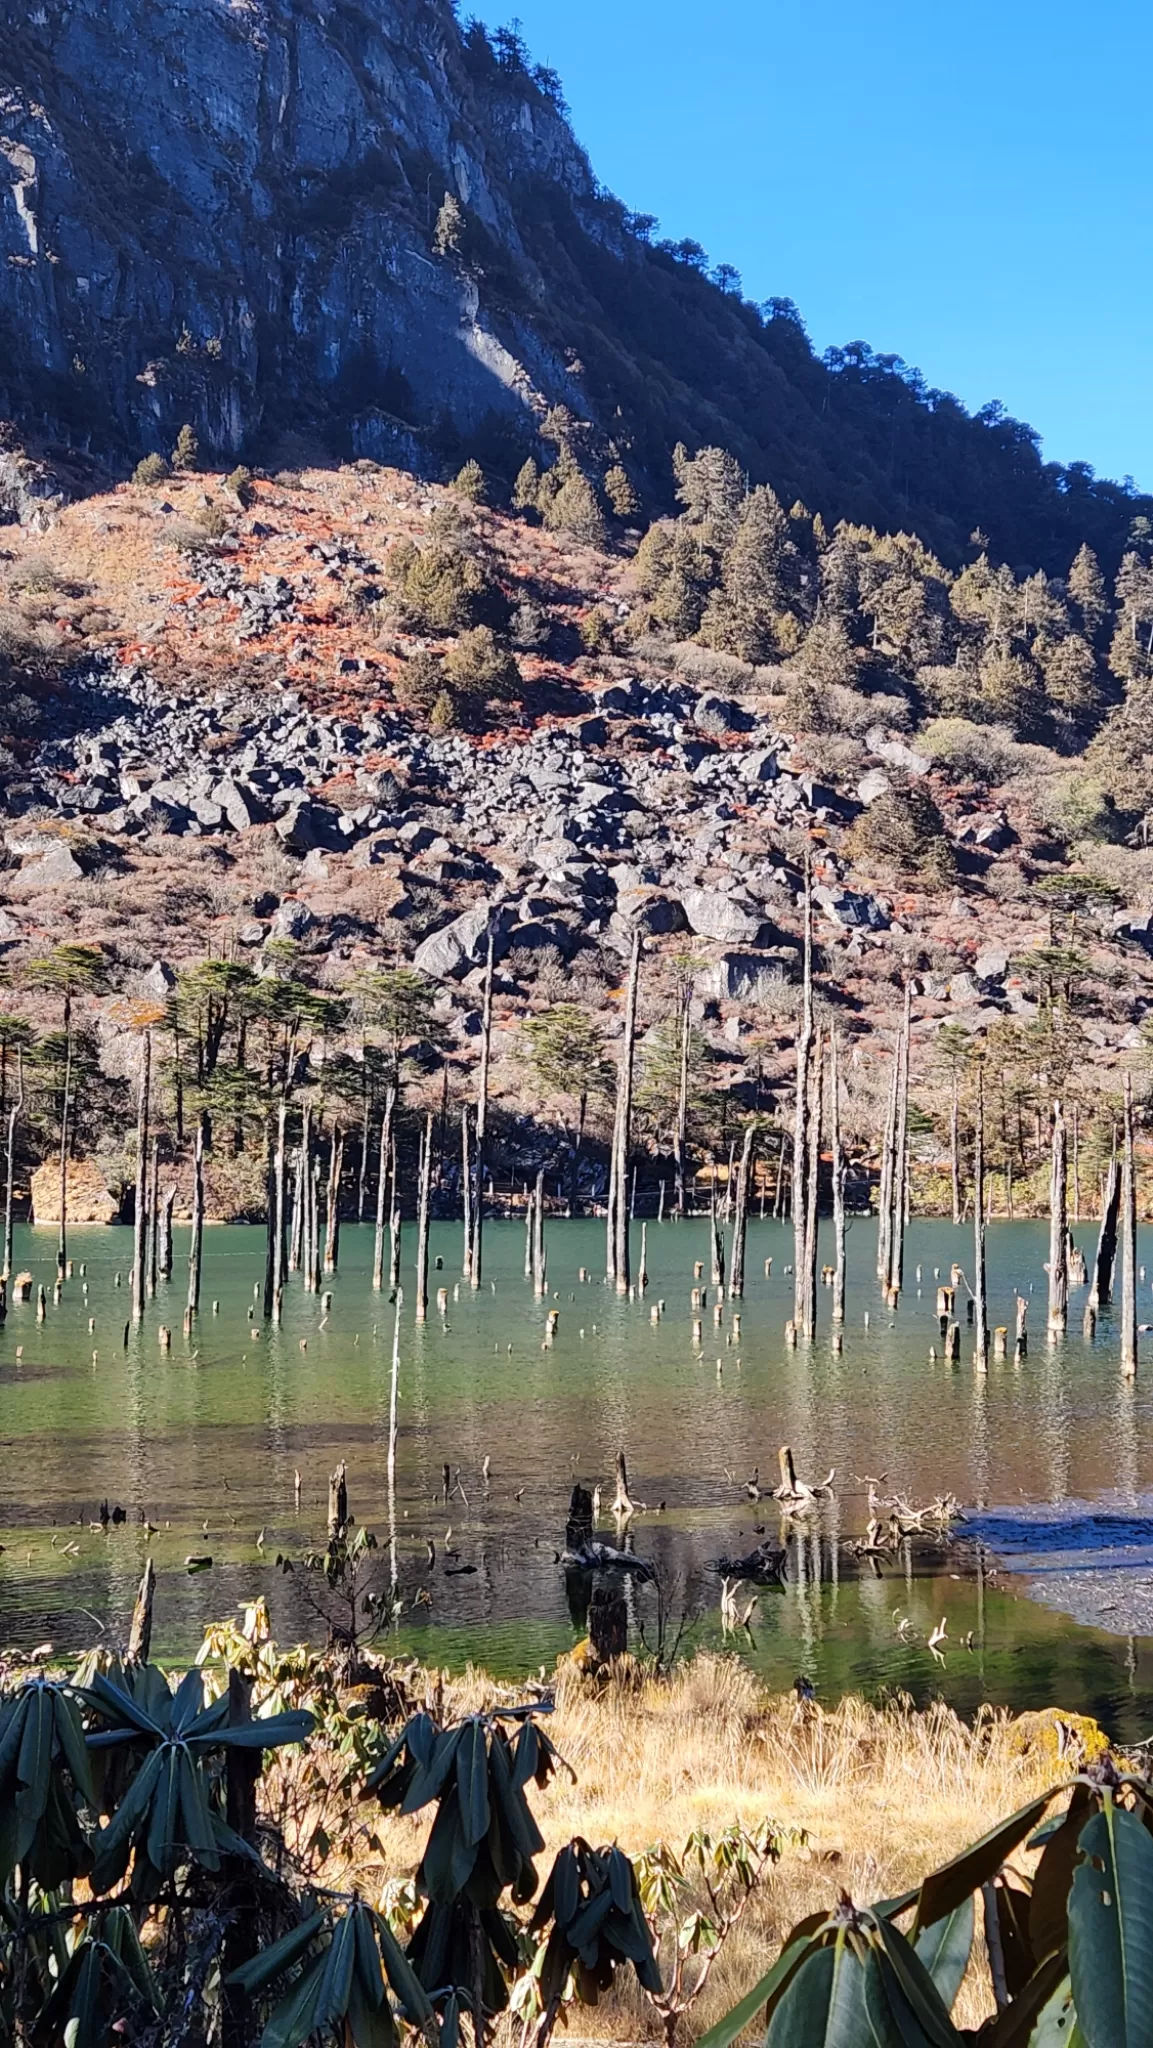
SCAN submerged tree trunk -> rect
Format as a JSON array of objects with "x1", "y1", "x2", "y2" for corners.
[
  {"x1": 3, "y1": 1050, "x2": 24, "y2": 1284},
  {"x1": 57, "y1": 994, "x2": 73, "y2": 1283},
  {"x1": 973, "y1": 1067, "x2": 988, "y2": 1369},
  {"x1": 415, "y1": 1110, "x2": 433, "y2": 1322},
  {"x1": 876, "y1": 1048, "x2": 898, "y2": 1283},
  {"x1": 610, "y1": 930, "x2": 641, "y2": 1294},
  {"x1": 533, "y1": 1166, "x2": 547, "y2": 1297},
  {"x1": 323, "y1": 1126, "x2": 344, "y2": 1273},
  {"x1": 461, "y1": 1107, "x2": 472, "y2": 1281},
  {"x1": 1089, "y1": 1155, "x2": 1120, "y2": 1308},
  {"x1": 674, "y1": 983, "x2": 691, "y2": 1218},
  {"x1": 801, "y1": 1025, "x2": 822, "y2": 1338},
  {"x1": 887, "y1": 987, "x2": 911, "y2": 1299},
  {"x1": 728, "y1": 1123, "x2": 754, "y2": 1298},
  {"x1": 710, "y1": 1172, "x2": 725, "y2": 1291},
  {"x1": 288, "y1": 1121, "x2": 305, "y2": 1275},
  {"x1": 950, "y1": 1071, "x2": 961, "y2": 1227},
  {"x1": 830, "y1": 1029, "x2": 846, "y2": 1323},
  {"x1": 1047, "y1": 1100, "x2": 1068, "y2": 1336},
  {"x1": 159, "y1": 1185, "x2": 176, "y2": 1279},
  {"x1": 267, "y1": 1101, "x2": 287, "y2": 1321},
  {"x1": 372, "y1": 1088, "x2": 395, "y2": 1293},
  {"x1": 146, "y1": 1136, "x2": 159, "y2": 1298},
  {"x1": 187, "y1": 1118, "x2": 205, "y2": 1317},
  {"x1": 469, "y1": 932, "x2": 494, "y2": 1288},
  {"x1": 792, "y1": 865, "x2": 814, "y2": 1331},
  {"x1": 1121, "y1": 1073, "x2": 1138, "y2": 1377}
]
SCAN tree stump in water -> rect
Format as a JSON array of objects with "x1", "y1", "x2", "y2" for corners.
[
  {"x1": 126, "y1": 1557, "x2": 156, "y2": 1665},
  {"x1": 328, "y1": 1460, "x2": 348, "y2": 1538},
  {"x1": 566, "y1": 1484, "x2": 594, "y2": 1550},
  {"x1": 588, "y1": 1584, "x2": 628, "y2": 1663}
]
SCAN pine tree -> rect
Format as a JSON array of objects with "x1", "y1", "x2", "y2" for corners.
[
  {"x1": 511, "y1": 458, "x2": 541, "y2": 513},
  {"x1": 1067, "y1": 543, "x2": 1108, "y2": 641},
  {"x1": 171, "y1": 423, "x2": 199, "y2": 471},
  {"x1": 698, "y1": 483, "x2": 796, "y2": 660},
  {"x1": 603, "y1": 464, "x2": 639, "y2": 520},
  {"x1": 452, "y1": 459, "x2": 487, "y2": 504},
  {"x1": 671, "y1": 443, "x2": 744, "y2": 533},
  {"x1": 544, "y1": 471, "x2": 606, "y2": 548},
  {"x1": 1036, "y1": 632, "x2": 1102, "y2": 723}
]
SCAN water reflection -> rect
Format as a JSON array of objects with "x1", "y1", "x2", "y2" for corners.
[{"x1": 3, "y1": 1216, "x2": 1153, "y2": 1737}]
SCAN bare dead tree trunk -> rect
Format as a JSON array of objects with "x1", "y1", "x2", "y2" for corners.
[
  {"x1": 288, "y1": 1114, "x2": 305, "y2": 1274},
  {"x1": 533, "y1": 1165, "x2": 546, "y2": 1297},
  {"x1": 611, "y1": 930, "x2": 641, "y2": 1295},
  {"x1": 1090, "y1": 1155, "x2": 1120, "y2": 1308},
  {"x1": 801, "y1": 1024, "x2": 822, "y2": 1338},
  {"x1": 950, "y1": 1070, "x2": 961, "y2": 1227},
  {"x1": 1048, "y1": 1100, "x2": 1068, "y2": 1336},
  {"x1": 323, "y1": 1126, "x2": 344, "y2": 1272},
  {"x1": 307, "y1": 1154, "x2": 322, "y2": 1295},
  {"x1": 57, "y1": 994, "x2": 73, "y2": 1283},
  {"x1": 710, "y1": 1171, "x2": 725, "y2": 1290},
  {"x1": 187, "y1": 1117, "x2": 205, "y2": 1317},
  {"x1": 146, "y1": 1136, "x2": 159, "y2": 1298},
  {"x1": 415, "y1": 1110, "x2": 433, "y2": 1322},
  {"x1": 877, "y1": 1046, "x2": 898, "y2": 1282},
  {"x1": 887, "y1": 986, "x2": 911, "y2": 1299},
  {"x1": 830, "y1": 1029, "x2": 846, "y2": 1323},
  {"x1": 388, "y1": 1125, "x2": 402, "y2": 1297},
  {"x1": 372, "y1": 1088, "x2": 395, "y2": 1292},
  {"x1": 267, "y1": 1101, "x2": 288, "y2": 1321},
  {"x1": 728, "y1": 1122, "x2": 754, "y2": 1298},
  {"x1": 159, "y1": 1185, "x2": 176, "y2": 1278},
  {"x1": 773, "y1": 1126, "x2": 787, "y2": 1219},
  {"x1": 3, "y1": 1049, "x2": 24, "y2": 1284},
  {"x1": 469, "y1": 932, "x2": 494, "y2": 1288},
  {"x1": 461, "y1": 1106, "x2": 472, "y2": 1280},
  {"x1": 973, "y1": 1066, "x2": 988, "y2": 1369},
  {"x1": 524, "y1": 1178, "x2": 534, "y2": 1278},
  {"x1": 1121, "y1": 1073, "x2": 1137, "y2": 1377},
  {"x1": 1071, "y1": 1102, "x2": 1080, "y2": 1224},
  {"x1": 126, "y1": 1557, "x2": 156, "y2": 1665},
  {"x1": 792, "y1": 863, "x2": 814, "y2": 1330},
  {"x1": 674, "y1": 981, "x2": 691, "y2": 1217},
  {"x1": 357, "y1": 1088, "x2": 370, "y2": 1223}
]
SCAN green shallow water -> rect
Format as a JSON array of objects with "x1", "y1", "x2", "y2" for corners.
[{"x1": 3, "y1": 1213, "x2": 1153, "y2": 1741}]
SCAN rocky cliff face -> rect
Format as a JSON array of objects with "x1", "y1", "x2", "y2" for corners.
[{"x1": 0, "y1": 0, "x2": 592, "y2": 463}]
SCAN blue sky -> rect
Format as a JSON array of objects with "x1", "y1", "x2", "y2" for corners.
[{"x1": 474, "y1": 0, "x2": 1152, "y2": 489}]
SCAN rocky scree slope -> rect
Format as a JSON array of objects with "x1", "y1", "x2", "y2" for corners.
[{"x1": 3, "y1": 467, "x2": 1153, "y2": 1118}]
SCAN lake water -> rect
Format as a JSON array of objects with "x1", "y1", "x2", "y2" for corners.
[{"x1": 4, "y1": 1213, "x2": 1153, "y2": 1742}]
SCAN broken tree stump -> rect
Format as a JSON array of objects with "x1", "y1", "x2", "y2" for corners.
[{"x1": 588, "y1": 1585, "x2": 628, "y2": 1663}]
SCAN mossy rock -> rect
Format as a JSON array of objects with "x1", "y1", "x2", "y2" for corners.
[{"x1": 1009, "y1": 1708, "x2": 1110, "y2": 1766}]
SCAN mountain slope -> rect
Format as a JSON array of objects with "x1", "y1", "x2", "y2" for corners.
[{"x1": 0, "y1": 0, "x2": 1147, "y2": 570}]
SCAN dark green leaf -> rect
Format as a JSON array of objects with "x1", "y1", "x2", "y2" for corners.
[
  {"x1": 375, "y1": 1911, "x2": 437, "y2": 2025},
  {"x1": 695, "y1": 1925, "x2": 828, "y2": 2048},
  {"x1": 914, "y1": 1793, "x2": 1056, "y2": 1935},
  {"x1": 260, "y1": 1953, "x2": 326, "y2": 2048},
  {"x1": 511, "y1": 1720, "x2": 539, "y2": 1792},
  {"x1": 226, "y1": 1910, "x2": 329, "y2": 1993},
  {"x1": 1069, "y1": 1801, "x2": 1153, "y2": 2048},
  {"x1": 196, "y1": 1709, "x2": 313, "y2": 1750},
  {"x1": 456, "y1": 1721, "x2": 490, "y2": 1846},
  {"x1": 914, "y1": 1896, "x2": 973, "y2": 2013},
  {"x1": 1030, "y1": 1788, "x2": 1093, "y2": 1963}
]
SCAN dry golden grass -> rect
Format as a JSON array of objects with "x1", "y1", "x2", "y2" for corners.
[{"x1": 289, "y1": 1655, "x2": 1063, "y2": 2042}]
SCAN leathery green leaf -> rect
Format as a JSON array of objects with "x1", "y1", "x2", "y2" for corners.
[
  {"x1": 695, "y1": 1924, "x2": 830, "y2": 2048},
  {"x1": 913, "y1": 1896, "x2": 974, "y2": 2014},
  {"x1": 914, "y1": 1792, "x2": 1056, "y2": 1935},
  {"x1": 456, "y1": 1720, "x2": 490, "y2": 1847},
  {"x1": 1069, "y1": 1800, "x2": 1153, "y2": 2048}
]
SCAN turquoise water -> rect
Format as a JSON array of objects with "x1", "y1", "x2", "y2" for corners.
[{"x1": 3, "y1": 1214, "x2": 1153, "y2": 1740}]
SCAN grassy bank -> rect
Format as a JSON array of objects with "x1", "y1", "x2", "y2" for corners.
[{"x1": 267, "y1": 1650, "x2": 1074, "y2": 2040}]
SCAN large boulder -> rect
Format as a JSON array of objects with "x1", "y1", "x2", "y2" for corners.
[
  {"x1": 680, "y1": 886, "x2": 776, "y2": 946},
  {"x1": 413, "y1": 902, "x2": 516, "y2": 980},
  {"x1": 814, "y1": 885, "x2": 890, "y2": 931},
  {"x1": 699, "y1": 951, "x2": 796, "y2": 1004}
]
